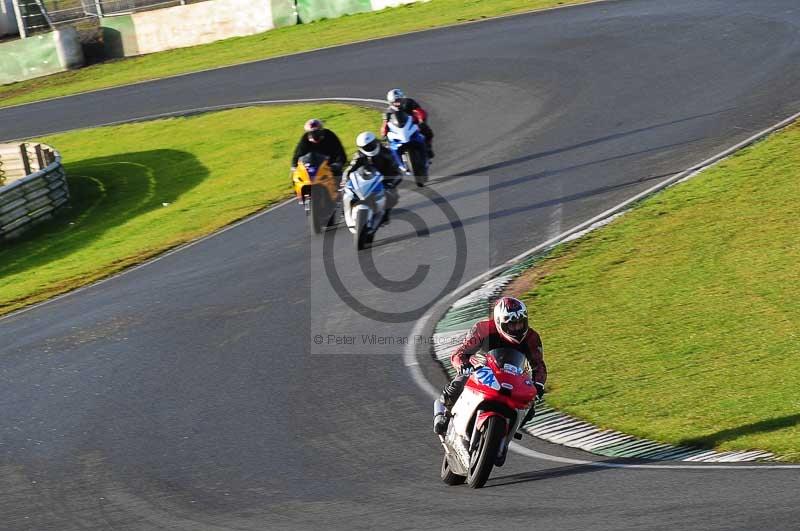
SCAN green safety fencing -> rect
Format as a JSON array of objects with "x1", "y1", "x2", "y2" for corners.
[
  {"x1": 296, "y1": 0, "x2": 373, "y2": 23},
  {"x1": 271, "y1": 0, "x2": 300, "y2": 27},
  {"x1": 0, "y1": 33, "x2": 61, "y2": 85}
]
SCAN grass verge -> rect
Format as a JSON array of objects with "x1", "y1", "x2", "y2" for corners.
[
  {"x1": 0, "y1": 103, "x2": 376, "y2": 316},
  {"x1": 519, "y1": 122, "x2": 800, "y2": 460},
  {"x1": 0, "y1": 0, "x2": 596, "y2": 109}
]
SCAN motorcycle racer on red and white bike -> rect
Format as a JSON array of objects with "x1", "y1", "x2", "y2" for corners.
[
  {"x1": 433, "y1": 297, "x2": 547, "y2": 487},
  {"x1": 433, "y1": 297, "x2": 547, "y2": 436}
]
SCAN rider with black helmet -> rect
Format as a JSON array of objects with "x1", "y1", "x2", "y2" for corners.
[{"x1": 291, "y1": 118, "x2": 347, "y2": 179}]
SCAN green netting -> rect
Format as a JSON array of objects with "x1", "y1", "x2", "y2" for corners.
[
  {"x1": 101, "y1": 15, "x2": 138, "y2": 58},
  {"x1": 296, "y1": 0, "x2": 372, "y2": 23},
  {"x1": 270, "y1": 0, "x2": 298, "y2": 27},
  {"x1": 0, "y1": 33, "x2": 61, "y2": 84}
]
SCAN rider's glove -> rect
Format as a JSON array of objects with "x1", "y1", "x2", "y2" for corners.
[
  {"x1": 534, "y1": 382, "x2": 545, "y2": 401},
  {"x1": 456, "y1": 362, "x2": 473, "y2": 376}
]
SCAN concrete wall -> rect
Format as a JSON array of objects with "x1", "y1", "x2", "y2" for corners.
[
  {"x1": 101, "y1": 0, "x2": 426, "y2": 58},
  {"x1": 0, "y1": 28, "x2": 84, "y2": 85},
  {"x1": 0, "y1": 0, "x2": 18, "y2": 37},
  {"x1": 54, "y1": 27, "x2": 85, "y2": 69},
  {"x1": 103, "y1": 0, "x2": 298, "y2": 58}
]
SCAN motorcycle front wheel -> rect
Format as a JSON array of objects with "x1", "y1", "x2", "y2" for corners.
[
  {"x1": 467, "y1": 416, "x2": 505, "y2": 489},
  {"x1": 354, "y1": 208, "x2": 370, "y2": 251},
  {"x1": 403, "y1": 148, "x2": 428, "y2": 187},
  {"x1": 308, "y1": 185, "x2": 326, "y2": 235}
]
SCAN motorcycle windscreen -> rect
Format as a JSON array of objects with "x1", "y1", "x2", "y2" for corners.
[
  {"x1": 388, "y1": 112, "x2": 416, "y2": 143},
  {"x1": 390, "y1": 110, "x2": 412, "y2": 127},
  {"x1": 351, "y1": 173, "x2": 384, "y2": 201},
  {"x1": 298, "y1": 152, "x2": 329, "y2": 178},
  {"x1": 486, "y1": 348, "x2": 532, "y2": 376}
]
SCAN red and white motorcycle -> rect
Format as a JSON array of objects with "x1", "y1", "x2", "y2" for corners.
[{"x1": 438, "y1": 348, "x2": 538, "y2": 488}]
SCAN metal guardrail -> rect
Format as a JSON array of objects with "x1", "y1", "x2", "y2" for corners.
[{"x1": 0, "y1": 142, "x2": 69, "y2": 240}]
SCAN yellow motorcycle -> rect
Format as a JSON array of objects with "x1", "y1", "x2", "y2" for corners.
[{"x1": 292, "y1": 153, "x2": 340, "y2": 234}]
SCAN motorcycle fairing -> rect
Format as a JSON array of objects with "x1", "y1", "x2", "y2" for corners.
[
  {"x1": 440, "y1": 349, "x2": 538, "y2": 482},
  {"x1": 475, "y1": 411, "x2": 508, "y2": 434},
  {"x1": 387, "y1": 115, "x2": 421, "y2": 144},
  {"x1": 343, "y1": 170, "x2": 387, "y2": 232},
  {"x1": 347, "y1": 171, "x2": 385, "y2": 201}
]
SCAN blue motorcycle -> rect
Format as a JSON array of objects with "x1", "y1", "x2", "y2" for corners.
[
  {"x1": 342, "y1": 166, "x2": 397, "y2": 250},
  {"x1": 385, "y1": 110, "x2": 429, "y2": 187}
]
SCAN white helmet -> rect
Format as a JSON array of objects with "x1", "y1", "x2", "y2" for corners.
[
  {"x1": 356, "y1": 131, "x2": 380, "y2": 157},
  {"x1": 493, "y1": 297, "x2": 530, "y2": 345},
  {"x1": 387, "y1": 88, "x2": 405, "y2": 107}
]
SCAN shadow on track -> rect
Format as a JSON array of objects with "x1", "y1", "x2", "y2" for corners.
[
  {"x1": 680, "y1": 414, "x2": 800, "y2": 449},
  {"x1": 484, "y1": 461, "x2": 613, "y2": 487},
  {"x1": 372, "y1": 169, "x2": 670, "y2": 249},
  {"x1": 425, "y1": 137, "x2": 699, "y2": 201},
  {"x1": 435, "y1": 107, "x2": 736, "y2": 181}
]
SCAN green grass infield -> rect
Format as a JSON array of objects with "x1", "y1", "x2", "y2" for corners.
[
  {"x1": 0, "y1": 103, "x2": 376, "y2": 315},
  {"x1": 0, "y1": 0, "x2": 595, "y2": 109},
  {"x1": 520, "y1": 122, "x2": 800, "y2": 460}
]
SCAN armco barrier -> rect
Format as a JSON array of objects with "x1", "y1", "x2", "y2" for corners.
[
  {"x1": 102, "y1": 0, "x2": 298, "y2": 58},
  {"x1": 0, "y1": 143, "x2": 69, "y2": 240},
  {"x1": 0, "y1": 27, "x2": 84, "y2": 85}
]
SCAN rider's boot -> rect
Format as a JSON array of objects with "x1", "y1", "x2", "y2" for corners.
[
  {"x1": 517, "y1": 406, "x2": 536, "y2": 437},
  {"x1": 433, "y1": 399, "x2": 449, "y2": 435}
]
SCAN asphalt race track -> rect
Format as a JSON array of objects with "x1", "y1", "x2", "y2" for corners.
[{"x1": 2, "y1": 1, "x2": 800, "y2": 529}]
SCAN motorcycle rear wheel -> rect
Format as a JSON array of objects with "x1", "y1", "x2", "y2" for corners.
[
  {"x1": 440, "y1": 454, "x2": 466, "y2": 486},
  {"x1": 467, "y1": 416, "x2": 504, "y2": 489}
]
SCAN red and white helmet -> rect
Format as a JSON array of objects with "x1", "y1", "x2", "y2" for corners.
[{"x1": 493, "y1": 296, "x2": 529, "y2": 344}]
